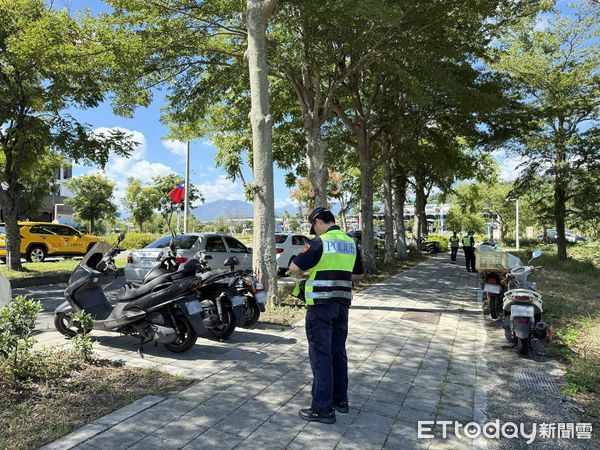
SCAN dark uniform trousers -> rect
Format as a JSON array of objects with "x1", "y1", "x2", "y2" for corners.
[
  {"x1": 451, "y1": 246, "x2": 458, "y2": 261},
  {"x1": 305, "y1": 301, "x2": 349, "y2": 413},
  {"x1": 464, "y1": 247, "x2": 476, "y2": 271}
]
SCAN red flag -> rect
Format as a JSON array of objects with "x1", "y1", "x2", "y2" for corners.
[{"x1": 168, "y1": 182, "x2": 185, "y2": 204}]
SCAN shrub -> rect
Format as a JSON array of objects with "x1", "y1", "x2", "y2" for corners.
[
  {"x1": 103, "y1": 232, "x2": 161, "y2": 250},
  {"x1": 70, "y1": 311, "x2": 94, "y2": 360},
  {"x1": 0, "y1": 295, "x2": 42, "y2": 378}
]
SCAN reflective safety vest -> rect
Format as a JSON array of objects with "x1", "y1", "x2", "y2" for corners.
[
  {"x1": 462, "y1": 236, "x2": 472, "y2": 247},
  {"x1": 449, "y1": 236, "x2": 459, "y2": 247},
  {"x1": 293, "y1": 228, "x2": 357, "y2": 306}
]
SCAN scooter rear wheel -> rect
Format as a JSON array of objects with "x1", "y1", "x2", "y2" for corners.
[
  {"x1": 517, "y1": 337, "x2": 529, "y2": 355},
  {"x1": 164, "y1": 316, "x2": 198, "y2": 353},
  {"x1": 207, "y1": 308, "x2": 236, "y2": 340}
]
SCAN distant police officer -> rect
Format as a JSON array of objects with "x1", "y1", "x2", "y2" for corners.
[
  {"x1": 449, "y1": 231, "x2": 459, "y2": 262},
  {"x1": 463, "y1": 230, "x2": 477, "y2": 272},
  {"x1": 289, "y1": 207, "x2": 364, "y2": 424}
]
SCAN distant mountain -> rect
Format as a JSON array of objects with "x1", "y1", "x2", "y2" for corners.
[{"x1": 193, "y1": 200, "x2": 341, "y2": 221}]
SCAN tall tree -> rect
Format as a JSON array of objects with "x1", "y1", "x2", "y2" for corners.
[
  {"x1": 66, "y1": 174, "x2": 118, "y2": 234},
  {"x1": 0, "y1": 0, "x2": 133, "y2": 269},
  {"x1": 123, "y1": 178, "x2": 157, "y2": 232},
  {"x1": 245, "y1": 0, "x2": 279, "y2": 301},
  {"x1": 493, "y1": 2, "x2": 600, "y2": 259}
]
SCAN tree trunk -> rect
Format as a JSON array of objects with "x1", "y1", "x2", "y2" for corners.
[
  {"x1": 1, "y1": 192, "x2": 23, "y2": 270},
  {"x1": 383, "y1": 162, "x2": 394, "y2": 264},
  {"x1": 246, "y1": 0, "x2": 278, "y2": 301},
  {"x1": 412, "y1": 176, "x2": 425, "y2": 246},
  {"x1": 306, "y1": 121, "x2": 328, "y2": 209},
  {"x1": 554, "y1": 176, "x2": 568, "y2": 260},
  {"x1": 358, "y1": 134, "x2": 375, "y2": 273},
  {"x1": 89, "y1": 218, "x2": 94, "y2": 235},
  {"x1": 393, "y1": 174, "x2": 408, "y2": 259}
]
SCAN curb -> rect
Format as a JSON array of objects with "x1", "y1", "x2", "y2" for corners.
[{"x1": 10, "y1": 268, "x2": 124, "y2": 289}]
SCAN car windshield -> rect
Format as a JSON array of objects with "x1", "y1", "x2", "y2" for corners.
[
  {"x1": 146, "y1": 234, "x2": 198, "y2": 250},
  {"x1": 275, "y1": 235, "x2": 288, "y2": 244}
]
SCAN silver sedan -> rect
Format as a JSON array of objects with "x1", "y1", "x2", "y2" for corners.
[{"x1": 125, "y1": 233, "x2": 252, "y2": 283}]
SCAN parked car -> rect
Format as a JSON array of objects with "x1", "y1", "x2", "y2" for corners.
[
  {"x1": 537, "y1": 229, "x2": 587, "y2": 243},
  {"x1": 0, "y1": 222, "x2": 101, "y2": 263},
  {"x1": 125, "y1": 233, "x2": 252, "y2": 283},
  {"x1": 346, "y1": 230, "x2": 384, "y2": 251},
  {"x1": 275, "y1": 233, "x2": 310, "y2": 275}
]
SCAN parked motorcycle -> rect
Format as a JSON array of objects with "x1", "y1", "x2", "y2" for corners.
[
  {"x1": 419, "y1": 236, "x2": 441, "y2": 254},
  {"x1": 482, "y1": 271, "x2": 505, "y2": 319},
  {"x1": 54, "y1": 234, "x2": 231, "y2": 353},
  {"x1": 195, "y1": 257, "x2": 266, "y2": 335},
  {"x1": 502, "y1": 249, "x2": 548, "y2": 355}
]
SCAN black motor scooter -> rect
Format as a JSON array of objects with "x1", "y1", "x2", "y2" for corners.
[{"x1": 54, "y1": 233, "x2": 208, "y2": 353}]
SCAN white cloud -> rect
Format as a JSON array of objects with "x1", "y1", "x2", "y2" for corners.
[
  {"x1": 197, "y1": 175, "x2": 245, "y2": 202},
  {"x1": 492, "y1": 150, "x2": 526, "y2": 182},
  {"x1": 274, "y1": 197, "x2": 299, "y2": 210},
  {"x1": 162, "y1": 139, "x2": 187, "y2": 157},
  {"x1": 92, "y1": 127, "x2": 174, "y2": 207}
]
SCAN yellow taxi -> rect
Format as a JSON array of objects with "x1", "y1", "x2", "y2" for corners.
[{"x1": 0, "y1": 222, "x2": 101, "y2": 263}]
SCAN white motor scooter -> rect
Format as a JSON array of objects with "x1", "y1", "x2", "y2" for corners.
[{"x1": 502, "y1": 250, "x2": 548, "y2": 355}]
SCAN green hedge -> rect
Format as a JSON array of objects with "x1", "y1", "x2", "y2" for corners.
[
  {"x1": 426, "y1": 234, "x2": 449, "y2": 252},
  {"x1": 103, "y1": 233, "x2": 162, "y2": 250}
]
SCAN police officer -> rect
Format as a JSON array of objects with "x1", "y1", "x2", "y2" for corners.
[
  {"x1": 449, "y1": 231, "x2": 459, "y2": 262},
  {"x1": 463, "y1": 230, "x2": 477, "y2": 272},
  {"x1": 289, "y1": 207, "x2": 364, "y2": 424}
]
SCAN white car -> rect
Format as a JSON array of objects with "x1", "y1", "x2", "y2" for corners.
[
  {"x1": 275, "y1": 233, "x2": 310, "y2": 276},
  {"x1": 125, "y1": 233, "x2": 252, "y2": 283}
]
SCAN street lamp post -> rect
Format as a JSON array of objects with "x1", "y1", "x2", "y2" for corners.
[
  {"x1": 53, "y1": 203, "x2": 65, "y2": 223},
  {"x1": 183, "y1": 141, "x2": 190, "y2": 233}
]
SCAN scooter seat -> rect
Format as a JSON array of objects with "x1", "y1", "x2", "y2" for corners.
[{"x1": 116, "y1": 272, "x2": 173, "y2": 302}]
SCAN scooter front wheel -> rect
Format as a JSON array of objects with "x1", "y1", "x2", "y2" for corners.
[
  {"x1": 242, "y1": 301, "x2": 260, "y2": 327},
  {"x1": 54, "y1": 312, "x2": 90, "y2": 337},
  {"x1": 164, "y1": 316, "x2": 198, "y2": 353}
]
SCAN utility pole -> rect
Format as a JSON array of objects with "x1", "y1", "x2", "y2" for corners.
[{"x1": 184, "y1": 141, "x2": 190, "y2": 233}]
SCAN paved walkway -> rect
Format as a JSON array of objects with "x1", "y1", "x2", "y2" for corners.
[{"x1": 43, "y1": 255, "x2": 486, "y2": 450}]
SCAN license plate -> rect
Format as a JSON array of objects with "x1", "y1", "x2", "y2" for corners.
[
  {"x1": 484, "y1": 283, "x2": 502, "y2": 294},
  {"x1": 255, "y1": 291, "x2": 267, "y2": 304},
  {"x1": 511, "y1": 305, "x2": 534, "y2": 318},
  {"x1": 186, "y1": 300, "x2": 202, "y2": 315},
  {"x1": 139, "y1": 259, "x2": 156, "y2": 268}
]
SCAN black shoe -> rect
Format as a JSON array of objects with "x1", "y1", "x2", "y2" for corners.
[
  {"x1": 298, "y1": 408, "x2": 336, "y2": 424},
  {"x1": 333, "y1": 401, "x2": 349, "y2": 413},
  {"x1": 466, "y1": 269, "x2": 472, "y2": 272},
  {"x1": 472, "y1": 269, "x2": 478, "y2": 273}
]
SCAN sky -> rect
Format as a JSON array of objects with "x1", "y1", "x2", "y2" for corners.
[{"x1": 60, "y1": 0, "x2": 539, "y2": 215}]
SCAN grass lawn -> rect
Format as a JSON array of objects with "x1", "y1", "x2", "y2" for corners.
[
  {"x1": 0, "y1": 354, "x2": 190, "y2": 450},
  {"x1": 514, "y1": 243, "x2": 600, "y2": 418},
  {"x1": 0, "y1": 257, "x2": 127, "y2": 279}
]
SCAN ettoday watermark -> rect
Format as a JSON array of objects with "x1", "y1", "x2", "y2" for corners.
[{"x1": 418, "y1": 420, "x2": 593, "y2": 443}]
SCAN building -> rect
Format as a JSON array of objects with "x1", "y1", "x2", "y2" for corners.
[{"x1": 35, "y1": 164, "x2": 75, "y2": 225}]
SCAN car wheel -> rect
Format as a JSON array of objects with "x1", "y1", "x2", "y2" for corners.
[{"x1": 26, "y1": 245, "x2": 47, "y2": 263}]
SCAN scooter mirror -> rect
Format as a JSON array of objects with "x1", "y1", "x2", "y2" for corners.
[
  {"x1": 0, "y1": 274, "x2": 12, "y2": 309},
  {"x1": 532, "y1": 249, "x2": 542, "y2": 259},
  {"x1": 117, "y1": 232, "x2": 126, "y2": 245}
]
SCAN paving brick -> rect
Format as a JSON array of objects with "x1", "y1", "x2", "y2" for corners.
[
  {"x1": 182, "y1": 428, "x2": 243, "y2": 450},
  {"x1": 213, "y1": 410, "x2": 265, "y2": 438}
]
